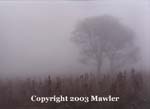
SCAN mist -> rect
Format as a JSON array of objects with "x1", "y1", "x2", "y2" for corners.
[{"x1": 0, "y1": 0, "x2": 150, "y2": 77}]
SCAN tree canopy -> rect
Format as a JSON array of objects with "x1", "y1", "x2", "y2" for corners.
[{"x1": 72, "y1": 15, "x2": 138, "y2": 73}]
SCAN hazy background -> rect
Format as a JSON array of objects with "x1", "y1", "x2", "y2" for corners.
[{"x1": 0, "y1": 0, "x2": 149, "y2": 77}]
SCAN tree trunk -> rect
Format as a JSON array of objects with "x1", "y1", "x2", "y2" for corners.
[
  {"x1": 110, "y1": 60, "x2": 114, "y2": 73},
  {"x1": 97, "y1": 59, "x2": 102, "y2": 76}
]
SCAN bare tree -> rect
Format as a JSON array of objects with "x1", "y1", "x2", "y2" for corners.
[{"x1": 72, "y1": 15, "x2": 138, "y2": 74}]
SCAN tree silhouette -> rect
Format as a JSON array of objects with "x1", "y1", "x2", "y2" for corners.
[{"x1": 72, "y1": 15, "x2": 138, "y2": 74}]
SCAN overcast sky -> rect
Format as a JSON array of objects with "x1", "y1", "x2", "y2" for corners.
[{"x1": 0, "y1": 0, "x2": 149, "y2": 77}]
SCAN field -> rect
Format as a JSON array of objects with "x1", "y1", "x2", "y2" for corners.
[{"x1": 0, "y1": 69, "x2": 150, "y2": 109}]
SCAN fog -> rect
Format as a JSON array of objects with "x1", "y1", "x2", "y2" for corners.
[{"x1": 0, "y1": 0, "x2": 150, "y2": 77}]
